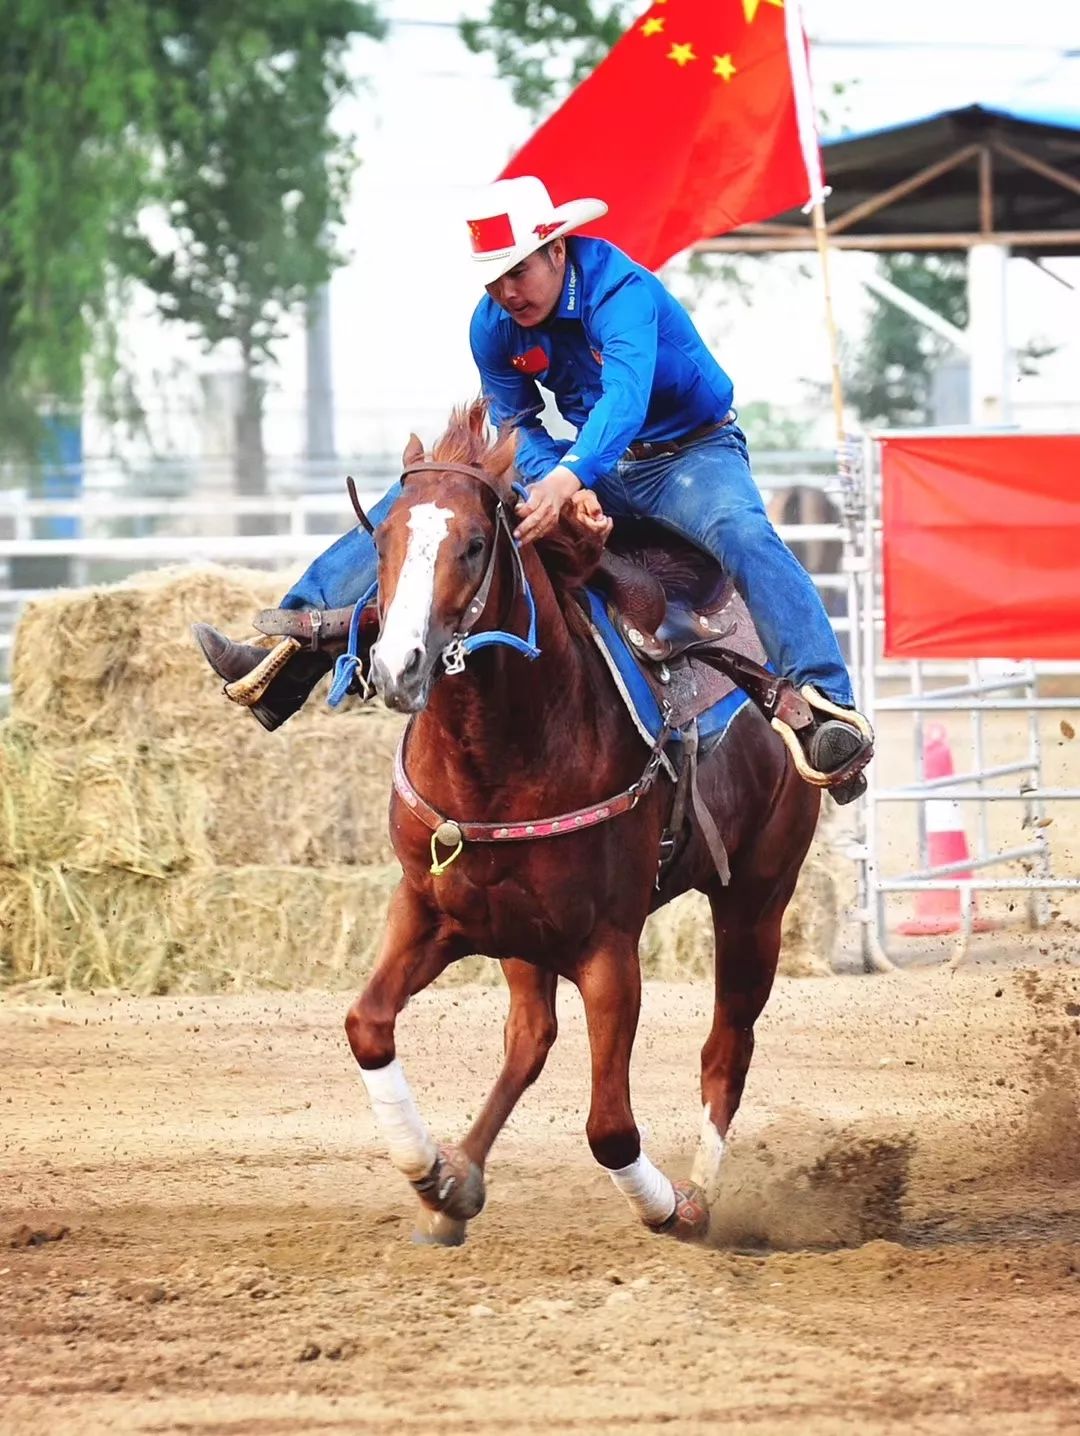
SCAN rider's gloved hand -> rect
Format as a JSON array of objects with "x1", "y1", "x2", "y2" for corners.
[{"x1": 514, "y1": 465, "x2": 582, "y2": 545}]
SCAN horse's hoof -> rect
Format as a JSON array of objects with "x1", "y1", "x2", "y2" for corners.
[
  {"x1": 413, "y1": 1145, "x2": 486, "y2": 1222},
  {"x1": 412, "y1": 1205, "x2": 467, "y2": 1247},
  {"x1": 650, "y1": 1181, "x2": 710, "y2": 1243}
]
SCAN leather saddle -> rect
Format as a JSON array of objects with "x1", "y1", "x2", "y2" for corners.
[
  {"x1": 595, "y1": 519, "x2": 734, "y2": 662},
  {"x1": 591, "y1": 520, "x2": 813, "y2": 735}
]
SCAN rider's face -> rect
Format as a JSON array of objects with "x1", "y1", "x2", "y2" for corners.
[{"x1": 485, "y1": 240, "x2": 566, "y2": 327}]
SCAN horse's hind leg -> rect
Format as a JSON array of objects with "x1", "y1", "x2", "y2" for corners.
[
  {"x1": 575, "y1": 933, "x2": 709, "y2": 1242},
  {"x1": 459, "y1": 959, "x2": 558, "y2": 1171},
  {"x1": 690, "y1": 882, "x2": 793, "y2": 1207}
]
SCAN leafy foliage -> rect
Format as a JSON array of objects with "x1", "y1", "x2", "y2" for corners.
[
  {"x1": 131, "y1": 2, "x2": 381, "y2": 367},
  {"x1": 844, "y1": 253, "x2": 968, "y2": 427},
  {"x1": 0, "y1": 1, "x2": 157, "y2": 413},
  {"x1": 1, "y1": 0, "x2": 384, "y2": 466},
  {"x1": 461, "y1": 0, "x2": 634, "y2": 114},
  {"x1": 737, "y1": 400, "x2": 812, "y2": 452}
]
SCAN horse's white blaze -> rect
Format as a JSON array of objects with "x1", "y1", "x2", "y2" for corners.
[
  {"x1": 359, "y1": 1058, "x2": 437, "y2": 1180},
  {"x1": 608, "y1": 1152, "x2": 676, "y2": 1226},
  {"x1": 373, "y1": 502, "x2": 453, "y2": 682},
  {"x1": 689, "y1": 1103, "x2": 726, "y2": 1205}
]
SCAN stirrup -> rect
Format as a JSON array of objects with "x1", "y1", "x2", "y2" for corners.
[
  {"x1": 771, "y1": 685, "x2": 873, "y2": 788},
  {"x1": 223, "y1": 637, "x2": 302, "y2": 708}
]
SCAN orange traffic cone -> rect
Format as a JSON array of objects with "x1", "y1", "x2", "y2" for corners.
[{"x1": 896, "y1": 723, "x2": 996, "y2": 936}]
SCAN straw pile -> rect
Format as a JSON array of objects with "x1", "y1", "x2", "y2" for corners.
[{"x1": 0, "y1": 564, "x2": 844, "y2": 992}]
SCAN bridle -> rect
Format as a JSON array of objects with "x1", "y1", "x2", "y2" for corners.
[
  {"x1": 327, "y1": 458, "x2": 539, "y2": 707},
  {"x1": 399, "y1": 460, "x2": 540, "y2": 674}
]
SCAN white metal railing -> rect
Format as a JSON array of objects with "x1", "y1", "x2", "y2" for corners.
[
  {"x1": 847, "y1": 435, "x2": 1080, "y2": 970},
  {"x1": 0, "y1": 443, "x2": 903, "y2": 710}
]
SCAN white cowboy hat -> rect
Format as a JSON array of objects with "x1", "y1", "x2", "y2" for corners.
[{"x1": 464, "y1": 176, "x2": 608, "y2": 283}]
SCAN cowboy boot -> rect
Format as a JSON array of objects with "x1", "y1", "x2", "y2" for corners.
[
  {"x1": 192, "y1": 624, "x2": 332, "y2": 732},
  {"x1": 804, "y1": 717, "x2": 871, "y2": 805}
]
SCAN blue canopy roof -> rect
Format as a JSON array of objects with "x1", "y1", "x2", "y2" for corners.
[{"x1": 824, "y1": 103, "x2": 1080, "y2": 148}]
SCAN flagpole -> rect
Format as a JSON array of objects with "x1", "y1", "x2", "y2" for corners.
[
  {"x1": 784, "y1": 0, "x2": 846, "y2": 444},
  {"x1": 810, "y1": 199, "x2": 846, "y2": 444}
]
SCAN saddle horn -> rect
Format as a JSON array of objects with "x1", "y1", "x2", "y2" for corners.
[{"x1": 346, "y1": 475, "x2": 375, "y2": 536}]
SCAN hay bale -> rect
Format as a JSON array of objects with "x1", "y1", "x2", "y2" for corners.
[
  {"x1": 3, "y1": 564, "x2": 405, "y2": 873},
  {"x1": 0, "y1": 713, "x2": 402, "y2": 874},
  {"x1": 776, "y1": 831, "x2": 845, "y2": 978},
  {"x1": 0, "y1": 864, "x2": 502, "y2": 994},
  {"x1": 0, "y1": 723, "x2": 210, "y2": 874},
  {"x1": 13, "y1": 563, "x2": 316, "y2": 741}
]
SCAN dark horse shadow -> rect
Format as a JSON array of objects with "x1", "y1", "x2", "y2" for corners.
[{"x1": 344, "y1": 402, "x2": 821, "y2": 1246}]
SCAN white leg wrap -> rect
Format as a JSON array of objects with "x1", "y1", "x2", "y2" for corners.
[
  {"x1": 608, "y1": 1153, "x2": 676, "y2": 1226},
  {"x1": 359, "y1": 1058, "x2": 438, "y2": 1181},
  {"x1": 689, "y1": 1104, "x2": 726, "y2": 1205}
]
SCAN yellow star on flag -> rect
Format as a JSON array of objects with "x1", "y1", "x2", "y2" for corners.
[
  {"x1": 713, "y1": 53, "x2": 737, "y2": 82},
  {"x1": 667, "y1": 42, "x2": 696, "y2": 67},
  {"x1": 640, "y1": 16, "x2": 665, "y2": 36},
  {"x1": 743, "y1": 0, "x2": 784, "y2": 21}
]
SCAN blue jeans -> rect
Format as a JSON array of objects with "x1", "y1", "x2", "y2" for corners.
[
  {"x1": 281, "y1": 427, "x2": 853, "y2": 706},
  {"x1": 280, "y1": 487, "x2": 396, "y2": 611},
  {"x1": 595, "y1": 426, "x2": 854, "y2": 706}
]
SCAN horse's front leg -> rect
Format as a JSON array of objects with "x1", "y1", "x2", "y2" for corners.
[
  {"x1": 576, "y1": 934, "x2": 709, "y2": 1243},
  {"x1": 344, "y1": 881, "x2": 476, "y2": 1244},
  {"x1": 460, "y1": 959, "x2": 558, "y2": 1168}
]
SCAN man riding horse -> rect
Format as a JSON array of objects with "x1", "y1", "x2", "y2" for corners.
[{"x1": 195, "y1": 176, "x2": 872, "y2": 802}]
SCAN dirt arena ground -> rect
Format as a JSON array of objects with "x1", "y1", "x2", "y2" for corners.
[{"x1": 2, "y1": 961, "x2": 1079, "y2": 1434}]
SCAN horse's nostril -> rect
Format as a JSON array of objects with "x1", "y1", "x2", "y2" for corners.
[{"x1": 402, "y1": 647, "x2": 423, "y2": 681}]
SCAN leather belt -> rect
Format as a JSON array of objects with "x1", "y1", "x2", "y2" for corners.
[{"x1": 624, "y1": 410, "x2": 736, "y2": 463}]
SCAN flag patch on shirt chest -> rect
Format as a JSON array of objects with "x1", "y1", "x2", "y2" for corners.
[{"x1": 510, "y1": 346, "x2": 548, "y2": 375}]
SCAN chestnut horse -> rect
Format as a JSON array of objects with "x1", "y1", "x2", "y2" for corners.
[{"x1": 344, "y1": 403, "x2": 820, "y2": 1245}]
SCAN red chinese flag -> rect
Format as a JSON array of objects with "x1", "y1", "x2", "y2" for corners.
[{"x1": 499, "y1": 0, "x2": 823, "y2": 271}]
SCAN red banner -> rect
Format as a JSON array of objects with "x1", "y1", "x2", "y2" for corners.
[
  {"x1": 881, "y1": 434, "x2": 1080, "y2": 659},
  {"x1": 499, "y1": 0, "x2": 819, "y2": 271}
]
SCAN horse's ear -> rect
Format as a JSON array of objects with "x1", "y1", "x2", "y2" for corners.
[
  {"x1": 402, "y1": 433, "x2": 424, "y2": 470},
  {"x1": 487, "y1": 426, "x2": 519, "y2": 482}
]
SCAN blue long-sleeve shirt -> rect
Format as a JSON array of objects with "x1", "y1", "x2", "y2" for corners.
[{"x1": 469, "y1": 236, "x2": 734, "y2": 489}]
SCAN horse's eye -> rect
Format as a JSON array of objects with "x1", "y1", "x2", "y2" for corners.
[{"x1": 465, "y1": 536, "x2": 486, "y2": 561}]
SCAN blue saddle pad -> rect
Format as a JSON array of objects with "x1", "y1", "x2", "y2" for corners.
[{"x1": 584, "y1": 588, "x2": 751, "y2": 749}]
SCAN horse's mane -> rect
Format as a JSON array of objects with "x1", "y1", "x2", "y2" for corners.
[{"x1": 430, "y1": 400, "x2": 603, "y2": 640}]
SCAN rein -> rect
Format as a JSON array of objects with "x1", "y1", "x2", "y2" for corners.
[{"x1": 393, "y1": 719, "x2": 672, "y2": 875}]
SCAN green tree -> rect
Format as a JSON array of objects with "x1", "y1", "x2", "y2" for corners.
[
  {"x1": 737, "y1": 400, "x2": 812, "y2": 453},
  {"x1": 461, "y1": 1, "x2": 633, "y2": 113},
  {"x1": 126, "y1": 1, "x2": 384, "y2": 500},
  {"x1": 0, "y1": 1, "x2": 157, "y2": 453},
  {"x1": 844, "y1": 253, "x2": 968, "y2": 428},
  {"x1": 1, "y1": 1, "x2": 384, "y2": 478}
]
